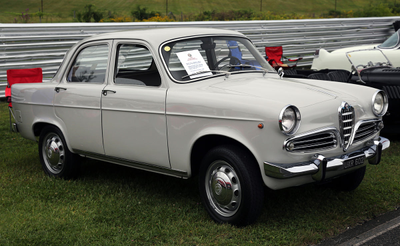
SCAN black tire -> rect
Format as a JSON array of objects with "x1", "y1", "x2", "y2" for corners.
[
  {"x1": 39, "y1": 126, "x2": 80, "y2": 179},
  {"x1": 331, "y1": 166, "x2": 366, "y2": 191},
  {"x1": 199, "y1": 145, "x2": 264, "y2": 226}
]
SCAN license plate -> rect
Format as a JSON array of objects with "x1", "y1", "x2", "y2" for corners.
[{"x1": 343, "y1": 156, "x2": 365, "y2": 169}]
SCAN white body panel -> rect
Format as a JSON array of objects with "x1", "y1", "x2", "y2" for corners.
[
  {"x1": 11, "y1": 28, "x2": 389, "y2": 190},
  {"x1": 102, "y1": 84, "x2": 170, "y2": 168},
  {"x1": 312, "y1": 45, "x2": 400, "y2": 71},
  {"x1": 53, "y1": 83, "x2": 105, "y2": 154}
]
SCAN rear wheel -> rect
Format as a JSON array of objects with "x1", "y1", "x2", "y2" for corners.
[
  {"x1": 39, "y1": 126, "x2": 80, "y2": 179},
  {"x1": 331, "y1": 166, "x2": 366, "y2": 191},
  {"x1": 199, "y1": 145, "x2": 264, "y2": 226}
]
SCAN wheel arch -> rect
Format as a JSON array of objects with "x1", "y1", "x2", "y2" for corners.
[
  {"x1": 190, "y1": 134, "x2": 260, "y2": 178},
  {"x1": 33, "y1": 121, "x2": 73, "y2": 153}
]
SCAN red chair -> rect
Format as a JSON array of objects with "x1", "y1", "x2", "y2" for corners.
[
  {"x1": 265, "y1": 46, "x2": 302, "y2": 70},
  {"x1": 5, "y1": 68, "x2": 42, "y2": 131}
]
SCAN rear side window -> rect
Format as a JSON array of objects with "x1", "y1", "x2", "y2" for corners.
[
  {"x1": 114, "y1": 44, "x2": 161, "y2": 87},
  {"x1": 67, "y1": 45, "x2": 109, "y2": 83}
]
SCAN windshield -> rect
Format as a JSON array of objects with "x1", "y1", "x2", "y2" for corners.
[
  {"x1": 346, "y1": 49, "x2": 392, "y2": 72},
  {"x1": 161, "y1": 36, "x2": 275, "y2": 82},
  {"x1": 378, "y1": 30, "x2": 400, "y2": 49}
]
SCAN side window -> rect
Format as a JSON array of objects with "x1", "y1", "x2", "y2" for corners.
[
  {"x1": 114, "y1": 44, "x2": 161, "y2": 86},
  {"x1": 67, "y1": 45, "x2": 108, "y2": 83}
]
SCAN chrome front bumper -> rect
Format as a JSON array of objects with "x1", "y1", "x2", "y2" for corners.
[{"x1": 264, "y1": 136, "x2": 390, "y2": 181}]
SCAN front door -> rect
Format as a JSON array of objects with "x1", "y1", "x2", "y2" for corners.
[{"x1": 101, "y1": 42, "x2": 170, "y2": 168}]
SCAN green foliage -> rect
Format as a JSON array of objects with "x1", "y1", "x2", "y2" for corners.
[
  {"x1": 76, "y1": 4, "x2": 104, "y2": 22},
  {"x1": 388, "y1": 2, "x2": 400, "y2": 14},
  {"x1": 194, "y1": 9, "x2": 255, "y2": 21},
  {"x1": 326, "y1": 10, "x2": 342, "y2": 17},
  {"x1": 10, "y1": 8, "x2": 31, "y2": 23},
  {"x1": 131, "y1": 5, "x2": 159, "y2": 21},
  {"x1": 320, "y1": 9, "x2": 355, "y2": 18},
  {"x1": 100, "y1": 16, "x2": 132, "y2": 22},
  {"x1": 254, "y1": 11, "x2": 307, "y2": 20},
  {"x1": 353, "y1": 2, "x2": 394, "y2": 17},
  {"x1": 1, "y1": 0, "x2": 400, "y2": 23},
  {"x1": 320, "y1": 1, "x2": 400, "y2": 18},
  {"x1": 1, "y1": 0, "x2": 399, "y2": 23}
]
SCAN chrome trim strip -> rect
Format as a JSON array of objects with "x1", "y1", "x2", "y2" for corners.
[
  {"x1": 53, "y1": 104, "x2": 100, "y2": 110},
  {"x1": 265, "y1": 136, "x2": 390, "y2": 180},
  {"x1": 338, "y1": 101, "x2": 355, "y2": 151},
  {"x1": 283, "y1": 127, "x2": 339, "y2": 153},
  {"x1": 292, "y1": 135, "x2": 334, "y2": 145},
  {"x1": 166, "y1": 112, "x2": 263, "y2": 122},
  {"x1": 101, "y1": 108, "x2": 165, "y2": 115},
  {"x1": 293, "y1": 140, "x2": 336, "y2": 150},
  {"x1": 283, "y1": 119, "x2": 382, "y2": 154},
  {"x1": 73, "y1": 150, "x2": 189, "y2": 178},
  {"x1": 12, "y1": 101, "x2": 53, "y2": 107},
  {"x1": 348, "y1": 118, "x2": 381, "y2": 146}
]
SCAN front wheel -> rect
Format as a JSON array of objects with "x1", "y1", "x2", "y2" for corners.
[
  {"x1": 39, "y1": 126, "x2": 80, "y2": 179},
  {"x1": 199, "y1": 145, "x2": 264, "y2": 226}
]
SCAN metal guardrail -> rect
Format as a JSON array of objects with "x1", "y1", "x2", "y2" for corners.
[{"x1": 1, "y1": 17, "x2": 400, "y2": 98}]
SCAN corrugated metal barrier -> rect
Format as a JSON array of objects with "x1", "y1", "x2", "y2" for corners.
[{"x1": 1, "y1": 17, "x2": 400, "y2": 98}]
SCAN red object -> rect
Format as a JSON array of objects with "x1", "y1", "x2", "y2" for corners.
[
  {"x1": 265, "y1": 46, "x2": 303, "y2": 69},
  {"x1": 5, "y1": 68, "x2": 43, "y2": 107}
]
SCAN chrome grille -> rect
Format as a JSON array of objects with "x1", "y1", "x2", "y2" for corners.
[
  {"x1": 285, "y1": 130, "x2": 337, "y2": 153},
  {"x1": 339, "y1": 102, "x2": 355, "y2": 151},
  {"x1": 354, "y1": 121, "x2": 379, "y2": 143}
]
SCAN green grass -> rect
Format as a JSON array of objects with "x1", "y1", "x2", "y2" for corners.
[
  {"x1": 0, "y1": 0, "x2": 386, "y2": 23},
  {"x1": 0, "y1": 100, "x2": 399, "y2": 245}
]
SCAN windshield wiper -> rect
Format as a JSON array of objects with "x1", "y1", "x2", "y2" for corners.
[{"x1": 182, "y1": 70, "x2": 231, "y2": 79}]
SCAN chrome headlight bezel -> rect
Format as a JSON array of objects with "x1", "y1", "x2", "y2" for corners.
[
  {"x1": 279, "y1": 105, "x2": 301, "y2": 135},
  {"x1": 372, "y1": 90, "x2": 388, "y2": 117}
]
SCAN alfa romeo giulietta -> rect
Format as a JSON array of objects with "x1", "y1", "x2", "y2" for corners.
[{"x1": 9, "y1": 28, "x2": 390, "y2": 226}]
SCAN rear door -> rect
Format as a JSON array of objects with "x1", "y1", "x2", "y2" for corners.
[{"x1": 54, "y1": 41, "x2": 111, "y2": 154}]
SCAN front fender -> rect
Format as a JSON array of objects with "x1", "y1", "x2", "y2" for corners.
[{"x1": 167, "y1": 115, "x2": 266, "y2": 177}]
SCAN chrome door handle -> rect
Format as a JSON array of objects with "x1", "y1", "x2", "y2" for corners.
[
  {"x1": 55, "y1": 87, "x2": 67, "y2": 93},
  {"x1": 102, "y1": 90, "x2": 116, "y2": 96}
]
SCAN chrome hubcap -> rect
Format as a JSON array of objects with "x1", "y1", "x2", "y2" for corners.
[
  {"x1": 205, "y1": 160, "x2": 241, "y2": 217},
  {"x1": 42, "y1": 133, "x2": 65, "y2": 174}
]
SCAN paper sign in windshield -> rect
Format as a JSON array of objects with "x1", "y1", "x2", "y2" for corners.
[{"x1": 176, "y1": 50, "x2": 212, "y2": 79}]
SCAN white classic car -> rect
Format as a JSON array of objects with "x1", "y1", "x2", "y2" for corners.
[
  {"x1": 312, "y1": 29, "x2": 400, "y2": 71},
  {"x1": 10, "y1": 28, "x2": 390, "y2": 226}
]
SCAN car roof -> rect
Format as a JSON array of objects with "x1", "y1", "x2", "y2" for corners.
[{"x1": 80, "y1": 27, "x2": 246, "y2": 47}]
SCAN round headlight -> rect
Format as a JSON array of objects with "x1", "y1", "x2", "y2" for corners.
[
  {"x1": 372, "y1": 91, "x2": 388, "y2": 117},
  {"x1": 279, "y1": 105, "x2": 301, "y2": 135}
]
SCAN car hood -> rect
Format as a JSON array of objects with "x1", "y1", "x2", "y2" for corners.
[{"x1": 209, "y1": 74, "x2": 343, "y2": 108}]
